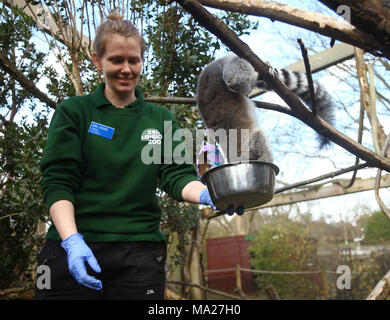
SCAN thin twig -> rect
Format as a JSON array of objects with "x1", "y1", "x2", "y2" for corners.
[
  {"x1": 0, "y1": 212, "x2": 25, "y2": 221},
  {"x1": 253, "y1": 100, "x2": 293, "y2": 116},
  {"x1": 297, "y1": 39, "x2": 316, "y2": 115}
]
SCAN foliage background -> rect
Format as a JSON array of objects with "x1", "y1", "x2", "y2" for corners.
[{"x1": 248, "y1": 214, "x2": 322, "y2": 299}]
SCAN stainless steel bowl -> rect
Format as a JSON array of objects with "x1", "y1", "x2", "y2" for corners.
[{"x1": 201, "y1": 161, "x2": 279, "y2": 211}]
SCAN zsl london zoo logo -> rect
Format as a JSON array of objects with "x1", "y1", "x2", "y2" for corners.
[{"x1": 141, "y1": 128, "x2": 162, "y2": 145}]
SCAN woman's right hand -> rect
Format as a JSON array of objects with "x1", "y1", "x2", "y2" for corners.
[{"x1": 60, "y1": 233, "x2": 103, "y2": 290}]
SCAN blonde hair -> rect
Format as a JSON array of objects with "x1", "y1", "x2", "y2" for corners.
[{"x1": 94, "y1": 10, "x2": 146, "y2": 59}]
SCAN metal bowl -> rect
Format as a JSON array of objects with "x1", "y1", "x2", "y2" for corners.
[{"x1": 201, "y1": 161, "x2": 279, "y2": 211}]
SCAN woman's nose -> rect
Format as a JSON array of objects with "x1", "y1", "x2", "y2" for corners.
[{"x1": 121, "y1": 63, "x2": 132, "y2": 74}]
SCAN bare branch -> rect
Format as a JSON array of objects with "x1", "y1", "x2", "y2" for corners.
[
  {"x1": 253, "y1": 101, "x2": 293, "y2": 116},
  {"x1": 0, "y1": 212, "x2": 24, "y2": 221},
  {"x1": 145, "y1": 96, "x2": 196, "y2": 104},
  {"x1": 198, "y1": 0, "x2": 388, "y2": 58},
  {"x1": 297, "y1": 39, "x2": 317, "y2": 115},
  {"x1": 354, "y1": 48, "x2": 388, "y2": 155},
  {"x1": 319, "y1": 0, "x2": 390, "y2": 59},
  {"x1": 166, "y1": 280, "x2": 246, "y2": 300}
]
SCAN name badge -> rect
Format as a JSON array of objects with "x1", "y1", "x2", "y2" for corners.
[{"x1": 88, "y1": 121, "x2": 115, "y2": 140}]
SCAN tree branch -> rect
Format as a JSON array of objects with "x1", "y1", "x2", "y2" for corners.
[
  {"x1": 319, "y1": 0, "x2": 390, "y2": 59},
  {"x1": 275, "y1": 162, "x2": 370, "y2": 194},
  {"x1": 367, "y1": 269, "x2": 390, "y2": 300},
  {"x1": 166, "y1": 280, "x2": 246, "y2": 300},
  {"x1": 0, "y1": 51, "x2": 57, "y2": 109},
  {"x1": 175, "y1": 0, "x2": 390, "y2": 173},
  {"x1": 198, "y1": 0, "x2": 388, "y2": 58},
  {"x1": 144, "y1": 96, "x2": 196, "y2": 104},
  {"x1": 253, "y1": 101, "x2": 293, "y2": 116}
]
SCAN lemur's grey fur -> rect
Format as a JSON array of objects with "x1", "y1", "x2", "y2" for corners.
[{"x1": 196, "y1": 55, "x2": 335, "y2": 163}]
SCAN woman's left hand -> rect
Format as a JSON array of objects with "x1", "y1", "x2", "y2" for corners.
[{"x1": 199, "y1": 188, "x2": 217, "y2": 210}]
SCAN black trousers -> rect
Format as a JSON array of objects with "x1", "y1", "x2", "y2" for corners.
[{"x1": 34, "y1": 239, "x2": 166, "y2": 300}]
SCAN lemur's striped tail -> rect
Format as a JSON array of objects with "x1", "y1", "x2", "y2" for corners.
[{"x1": 257, "y1": 68, "x2": 335, "y2": 148}]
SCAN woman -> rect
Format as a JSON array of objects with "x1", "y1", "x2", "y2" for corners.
[{"x1": 35, "y1": 11, "x2": 216, "y2": 300}]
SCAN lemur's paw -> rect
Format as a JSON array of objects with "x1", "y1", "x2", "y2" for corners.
[
  {"x1": 263, "y1": 60, "x2": 278, "y2": 78},
  {"x1": 268, "y1": 66, "x2": 278, "y2": 78},
  {"x1": 249, "y1": 129, "x2": 274, "y2": 163}
]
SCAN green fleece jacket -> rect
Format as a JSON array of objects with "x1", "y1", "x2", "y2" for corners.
[{"x1": 40, "y1": 83, "x2": 199, "y2": 242}]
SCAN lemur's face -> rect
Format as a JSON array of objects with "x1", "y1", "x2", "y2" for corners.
[{"x1": 93, "y1": 34, "x2": 142, "y2": 103}]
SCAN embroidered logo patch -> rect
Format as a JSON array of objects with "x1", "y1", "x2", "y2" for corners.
[{"x1": 141, "y1": 128, "x2": 162, "y2": 145}]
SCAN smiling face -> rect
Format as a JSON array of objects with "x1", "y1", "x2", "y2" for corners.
[{"x1": 92, "y1": 33, "x2": 143, "y2": 107}]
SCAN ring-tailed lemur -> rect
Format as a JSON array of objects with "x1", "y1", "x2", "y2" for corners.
[{"x1": 196, "y1": 55, "x2": 335, "y2": 163}]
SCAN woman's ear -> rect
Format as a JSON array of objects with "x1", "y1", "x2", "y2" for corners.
[{"x1": 92, "y1": 52, "x2": 103, "y2": 71}]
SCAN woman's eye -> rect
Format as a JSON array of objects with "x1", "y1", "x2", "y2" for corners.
[{"x1": 108, "y1": 57, "x2": 122, "y2": 64}]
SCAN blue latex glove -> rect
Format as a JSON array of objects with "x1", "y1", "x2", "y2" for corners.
[
  {"x1": 199, "y1": 188, "x2": 217, "y2": 210},
  {"x1": 200, "y1": 188, "x2": 239, "y2": 215},
  {"x1": 60, "y1": 233, "x2": 102, "y2": 290}
]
